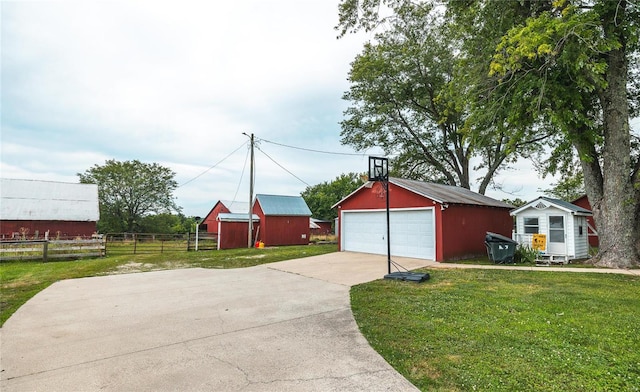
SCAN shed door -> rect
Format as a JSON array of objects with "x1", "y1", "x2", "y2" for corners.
[
  {"x1": 548, "y1": 215, "x2": 565, "y2": 254},
  {"x1": 342, "y1": 209, "x2": 435, "y2": 260}
]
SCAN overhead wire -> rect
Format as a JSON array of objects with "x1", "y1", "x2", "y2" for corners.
[
  {"x1": 230, "y1": 143, "x2": 251, "y2": 203},
  {"x1": 255, "y1": 145, "x2": 311, "y2": 187},
  {"x1": 178, "y1": 141, "x2": 248, "y2": 188},
  {"x1": 257, "y1": 137, "x2": 367, "y2": 156}
]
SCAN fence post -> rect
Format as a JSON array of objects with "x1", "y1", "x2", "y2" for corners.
[
  {"x1": 187, "y1": 232, "x2": 191, "y2": 251},
  {"x1": 43, "y1": 241, "x2": 48, "y2": 262},
  {"x1": 133, "y1": 233, "x2": 137, "y2": 254}
]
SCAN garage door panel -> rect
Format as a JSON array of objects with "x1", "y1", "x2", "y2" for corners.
[{"x1": 342, "y1": 209, "x2": 434, "y2": 260}]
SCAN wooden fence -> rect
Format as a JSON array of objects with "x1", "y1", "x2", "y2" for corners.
[
  {"x1": 1, "y1": 232, "x2": 219, "y2": 261},
  {"x1": 0, "y1": 239, "x2": 106, "y2": 261}
]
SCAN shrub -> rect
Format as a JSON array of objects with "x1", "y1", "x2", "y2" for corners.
[{"x1": 514, "y1": 244, "x2": 538, "y2": 264}]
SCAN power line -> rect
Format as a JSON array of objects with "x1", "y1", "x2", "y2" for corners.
[
  {"x1": 178, "y1": 141, "x2": 248, "y2": 188},
  {"x1": 257, "y1": 137, "x2": 366, "y2": 156},
  {"x1": 231, "y1": 143, "x2": 250, "y2": 203},
  {"x1": 255, "y1": 145, "x2": 311, "y2": 187}
]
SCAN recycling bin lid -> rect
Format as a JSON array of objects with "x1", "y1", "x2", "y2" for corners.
[{"x1": 485, "y1": 231, "x2": 517, "y2": 243}]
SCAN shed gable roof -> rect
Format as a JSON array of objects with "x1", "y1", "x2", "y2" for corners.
[
  {"x1": 1, "y1": 178, "x2": 99, "y2": 221},
  {"x1": 510, "y1": 196, "x2": 592, "y2": 216},
  {"x1": 255, "y1": 194, "x2": 312, "y2": 216}
]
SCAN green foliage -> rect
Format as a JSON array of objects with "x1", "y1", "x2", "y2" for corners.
[
  {"x1": 301, "y1": 173, "x2": 364, "y2": 220},
  {"x1": 514, "y1": 244, "x2": 539, "y2": 264},
  {"x1": 502, "y1": 198, "x2": 527, "y2": 207},
  {"x1": 138, "y1": 213, "x2": 197, "y2": 234},
  {"x1": 351, "y1": 269, "x2": 640, "y2": 391},
  {"x1": 340, "y1": 2, "x2": 528, "y2": 194},
  {"x1": 78, "y1": 159, "x2": 180, "y2": 233},
  {"x1": 541, "y1": 169, "x2": 585, "y2": 201}
]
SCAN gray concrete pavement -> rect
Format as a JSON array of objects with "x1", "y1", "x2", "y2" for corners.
[
  {"x1": 1, "y1": 253, "x2": 424, "y2": 392},
  {"x1": 2, "y1": 251, "x2": 636, "y2": 392}
]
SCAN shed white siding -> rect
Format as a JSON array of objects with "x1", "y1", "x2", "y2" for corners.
[{"x1": 512, "y1": 202, "x2": 590, "y2": 259}]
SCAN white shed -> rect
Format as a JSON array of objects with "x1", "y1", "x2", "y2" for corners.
[{"x1": 510, "y1": 197, "x2": 592, "y2": 263}]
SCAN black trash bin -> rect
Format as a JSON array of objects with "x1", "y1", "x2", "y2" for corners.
[{"x1": 485, "y1": 232, "x2": 517, "y2": 264}]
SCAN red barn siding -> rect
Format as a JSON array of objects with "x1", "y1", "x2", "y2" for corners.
[
  {"x1": 203, "y1": 202, "x2": 231, "y2": 234},
  {"x1": 0, "y1": 220, "x2": 97, "y2": 239},
  {"x1": 338, "y1": 182, "x2": 428, "y2": 210},
  {"x1": 440, "y1": 205, "x2": 513, "y2": 260},
  {"x1": 253, "y1": 204, "x2": 310, "y2": 246},
  {"x1": 335, "y1": 181, "x2": 513, "y2": 261},
  {"x1": 218, "y1": 221, "x2": 259, "y2": 250},
  {"x1": 572, "y1": 195, "x2": 599, "y2": 247},
  {"x1": 311, "y1": 221, "x2": 333, "y2": 235}
]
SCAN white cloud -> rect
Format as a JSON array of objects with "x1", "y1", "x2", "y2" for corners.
[{"x1": 1, "y1": 0, "x2": 560, "y2": 218}]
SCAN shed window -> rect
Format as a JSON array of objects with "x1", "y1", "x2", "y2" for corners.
[{"x1": 524, "y1": 217, "x2": 539, "y2": 234}]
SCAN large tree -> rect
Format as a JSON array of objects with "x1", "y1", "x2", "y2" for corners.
[
  {"x1": 340, "y1": 2, "x2": 540, "y2": 194},
  {"x1": 337, "y1": 0, "x2": 640, "y2": 268},
  {"x1": 78, "y1": 159, "x2": 180, "y2": 233},
  {"x1": 301, "y1": 173, "x2": 364, "y2": 221},
  {"x1": 484, "y1": 0, "x2": 640, "y2": 268}
]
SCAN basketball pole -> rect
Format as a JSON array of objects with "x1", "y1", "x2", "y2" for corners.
[{"x1": 384, "y1": 176, "x2": 391, "y2": 275}]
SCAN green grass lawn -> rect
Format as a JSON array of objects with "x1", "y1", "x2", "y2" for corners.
[
  {"x1": 351, "y1": 269, "x2": 640, "y2": 391},
  {"x1": 0, "y1": 244, "x2": 338, "y2": 326}
]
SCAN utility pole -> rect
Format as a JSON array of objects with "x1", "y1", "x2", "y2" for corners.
[{"x1": 247, "y1": 133, "x2": 255, "y2": 248}]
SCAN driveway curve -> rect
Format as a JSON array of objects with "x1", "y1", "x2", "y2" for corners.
[{"x1": 1, "y1": 252, "x2": 429, "y2": 392}]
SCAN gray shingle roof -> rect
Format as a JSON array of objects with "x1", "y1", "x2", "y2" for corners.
[
  {"x1": 390, "y1": 178, "x2": 514, "y2": 208},
  {"x1": 255, "y1": 194, "x2": 312, "y2": 216}
]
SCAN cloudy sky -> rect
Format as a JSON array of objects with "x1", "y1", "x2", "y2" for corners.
[{"x1": 3, "y1": 0, "x2": 626, "y2": 217}]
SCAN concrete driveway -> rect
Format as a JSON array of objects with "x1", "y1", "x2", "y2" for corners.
[{"x1": 1, "y1": 252, "x2": 432, "y2": 392}]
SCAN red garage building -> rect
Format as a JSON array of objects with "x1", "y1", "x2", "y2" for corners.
[
  {"x1": 333, "y1": 178, "x2": 514, "y2": 261},
  {"x1": 253, "y1": 194, "x2": 312, "y2": 246}
]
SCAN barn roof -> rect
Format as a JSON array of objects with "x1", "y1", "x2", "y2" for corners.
[
  {"x1": 391, "y1": 178, "x2": 514, "y2": 208},
  {"x1": 219, "y1": 200, "x2": 250, "y2": 214},
  {"x1": 217, "y1": 213, "x2": 260, "y2": 222},
  {"x1": 1, "y1": 178, "x2": 99, "y2": 221},
  {"x1": 510, "y1": 196, "x2": 592, "y2": 216},
  {"x1": 333, "y1": 178, "x2": 513, "y2": 209},
  {"x1": 255, "y1": 194, "x2": 312, "y2": 216}
]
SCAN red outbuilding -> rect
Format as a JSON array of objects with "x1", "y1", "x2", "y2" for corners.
[
  {"x1": 202, "y1": 200, "x2": 249, "y2": 235},
  {"x1": 253, "y1": 194, "x2": 312, "y2": 246},
  {"x1": 332, "y1": 178, "x2": 514, "y2": 261},
  {"x1": 216, "y1": 213, "x2": 260, "y2": 250}
]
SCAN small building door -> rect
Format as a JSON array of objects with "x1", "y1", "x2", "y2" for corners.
[{"x1": 548, "y1": 215, "x2": 565, "y2": 254}]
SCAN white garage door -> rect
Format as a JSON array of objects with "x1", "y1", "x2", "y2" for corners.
[{"x1": 342, "y1": 209, "x2": 435, "y2": 260}]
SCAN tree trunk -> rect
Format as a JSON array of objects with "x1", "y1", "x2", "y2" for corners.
[{"x1": 588, "y1": 12, "x2": 640, "y2": 268}]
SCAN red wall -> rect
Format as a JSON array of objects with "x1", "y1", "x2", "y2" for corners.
[
  {"x1": 218, "y1": 221, "x2": 259, "y2": 250},
  {"x1": 572, "y1": 195, "x2": 599, "y2": 247},
  {"x1": 336, "y1": 182, "x2": 512, "y2": 261},
  {"x1": 0, "y1": 220, "x2": 97, "y2": 239},
  {"x1": 311, "y1": 221, "x2": 333, "y2": 235},
  {"x1": 439, "y1": 204, "x2": 513, "y2": 261},
  {"x1": 254, "y1": 203, "x2": 310, "y2": 246},
  {"x1": 203, "y1": 202, "x2": 230, "y2": 234}
]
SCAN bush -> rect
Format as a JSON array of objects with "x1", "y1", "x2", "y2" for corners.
[{"x1": 514, "y1": 244, "x2": 538, "y2": 264}]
